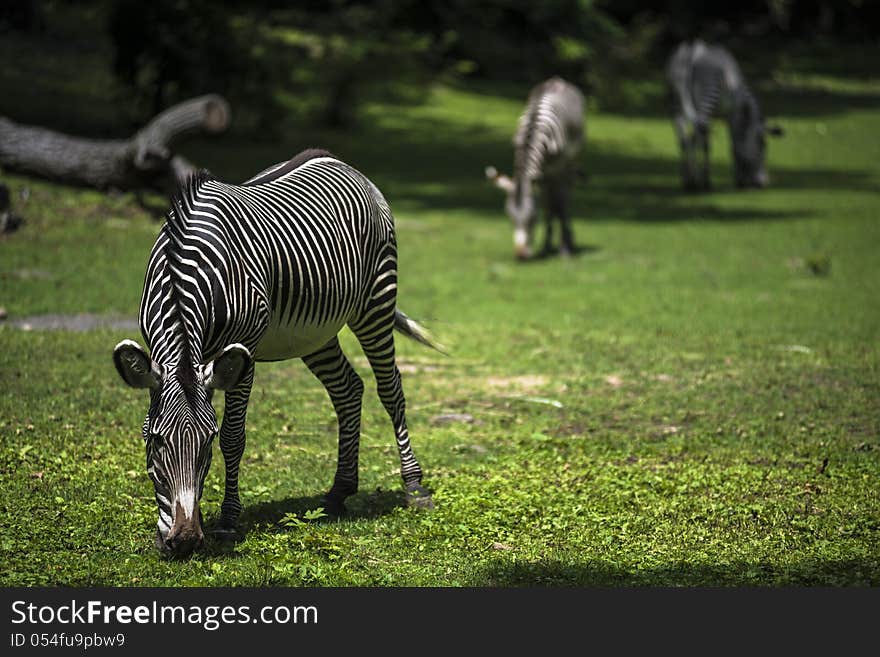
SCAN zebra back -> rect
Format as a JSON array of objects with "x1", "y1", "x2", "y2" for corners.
[
  {"x1": 668, "y1": 40, "x2": 751, "y2": 126},
  {"x1": 513, "y1": 77, "x2": 585, "y2": 183},
  {"x1": 139, "y1": 152, "x2": 396, "y2": 365}
]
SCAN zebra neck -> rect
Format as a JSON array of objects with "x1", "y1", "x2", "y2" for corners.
[
  {"x1": 512, "y1": 176, "x2": 534, "y2": 206},
  {"x1": 730, "y1": 86, "x2": 761, "y2": 131},
  {"x1": 515, "y1": 135, "x2": 546, "y2": 182}
]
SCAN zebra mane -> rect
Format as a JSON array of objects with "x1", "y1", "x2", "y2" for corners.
[
  {"x1": 163, "y1": 272, "x2": 200, "y2": 403},
  {"x1": 167, "y1": 169, "x2": 214, "y2": 235},
  {"x1": 162, "y1": 169, "x2": 214, "y2": 400},
  {"x1": 165, "y1": 168, "x2": 214, "y2": 283},
  {"x1": 515, "y1": 100, "x2": 542, "y2": 176},
  {"x1": 512, "y1": 89, "x2": 549, "y2": 205}
]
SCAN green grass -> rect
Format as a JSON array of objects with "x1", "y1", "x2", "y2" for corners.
[{"x1": 1, "y1": 42, "x2": 879, "y2": 586}]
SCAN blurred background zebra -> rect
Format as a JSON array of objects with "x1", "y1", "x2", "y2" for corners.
[
  {"x1": 485, "y1": 76, "x2": 585, "y2": 260},
  {"x1": 667, "y1": 40, "x2": 785, "y2": 191}
]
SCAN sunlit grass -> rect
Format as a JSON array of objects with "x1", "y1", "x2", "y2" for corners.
[{"x1": 1, "y1": 57, "x2": 878, "y2": 586}]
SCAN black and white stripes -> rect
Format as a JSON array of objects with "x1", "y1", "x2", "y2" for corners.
[
  {"x1": 115, "y1": 149, "x2": 438, "y2": 555},
  {"x1": 513, "y1": 80, "x2": 581, "y2": 182},
  {"x1": 486, "y1": 76, "x2": 585, "y2": 259},
  {"x1": 667, "y1": 40, "x2": 781, "y2": 190}
]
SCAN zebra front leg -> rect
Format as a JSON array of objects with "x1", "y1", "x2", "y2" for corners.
[
  {"x1": 353, "y1": 324, "x2": 433, "y2": 509},
  {"x1": 541, "y1": 193, "x2": 555, "y2": 256},
  {"x1": 214, "y1": 361, "x2": 255, "y2": 536},
  {"x1": 302, "y1": 337, "x2": 364, "y2": 517},
  {"x1": 674, "y1": 115, "x2": 696, "y2": 190}
]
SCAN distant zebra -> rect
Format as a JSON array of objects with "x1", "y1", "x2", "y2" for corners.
[
  {"x1": 113, "y1": 149, "x2": 442, "y2": 556},
  {"x1": 667, "y1": 40, "x2": 784, "y2": 190},
  {"x1": 486, "y1": 76, "x2": 585, "y2": 259}
]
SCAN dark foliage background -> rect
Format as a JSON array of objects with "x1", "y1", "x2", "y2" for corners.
[{"x1": 1, "y1": 0, "x2": 877, "y2": 130}]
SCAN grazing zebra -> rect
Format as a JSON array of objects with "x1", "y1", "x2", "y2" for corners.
[
  {"x1": 112, "y1": 149, "x2": 441, "y2": 556},
  {"x1": 667, "y1": 40, "x2": 784, "y2": 190},
  {"x1": 486, "y1": 76, "x2": 585, "y2": 260}
]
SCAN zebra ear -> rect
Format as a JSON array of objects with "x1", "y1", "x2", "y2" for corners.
[
  {"x1": 765, "y1": 123, "x2": 784, "y2": 137},
  {"x1": 204, "y1": 343, "x2": 252, "y2": 391},
  {"x1": 113, "y1": 340, "x2": 162, "y2": 389},
  {"x1": 485, "y1": 166, "x2": 515, "y2": 193}
]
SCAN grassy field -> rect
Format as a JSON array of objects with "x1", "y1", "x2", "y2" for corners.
[{"x1": 0, "y1": 34, "x2": 878, "y2": 586}]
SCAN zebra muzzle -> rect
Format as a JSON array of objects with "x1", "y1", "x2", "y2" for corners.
[{"x1": 162, "y1": 500, "x2": 204, "y2": 556}]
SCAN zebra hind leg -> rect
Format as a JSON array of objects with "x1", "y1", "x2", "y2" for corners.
[
  {"x1": 302, "y1": 337, "x2": 364, "y2": 517},
  {"x1": 558, "y1": 183, "x2": 575, "y2": 257},
  {"x1": 549, "y1": 179, "x2": 574, "y2": 257},
  {"x1": 351, "y1": 316, "x2": 434, "y2": 510},
  {"x1": 540, "y1": 193, "x2": 555, "y2": 256},
  {"x1": 695, "y1": 122, "x2": 712, "y2": 191},
  {"x1": 559, "y1": 215, "x2": 574, "y2": 257}
]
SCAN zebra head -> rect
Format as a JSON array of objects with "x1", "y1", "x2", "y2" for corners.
[
  {"x1": 486, "y1": 166, "x2": 536, "y2": 259},
  {"x1": 113, "y1": 339, "x2": 252, "y2": 556},
  {"x1": 731, "y1": 91, "x2": 785, "y2": 188}
]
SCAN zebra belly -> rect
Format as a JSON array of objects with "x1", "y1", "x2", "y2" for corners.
[{"x1": 254, "y1": 317, "x2": 347, "y2": 361}]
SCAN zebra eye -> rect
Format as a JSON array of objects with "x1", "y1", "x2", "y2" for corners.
[{"x1": 149, "y1": 433, "x2": 165, "y2": 449}]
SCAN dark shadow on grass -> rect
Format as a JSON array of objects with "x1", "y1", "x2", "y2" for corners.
[
  {"x1": 518, "y1": 243, "x2": 601, "y2": 263},
  {"x1": 196, "y1": 488, "x2": 409, "y2": 558},
  {"x1": 13, "y1": 61, "x2": 869, "y2": 227},
  {"x1": 474, "y1": 557, "x2": 878, "y2": 587},
  {"x1": 582, "y1": 189, "x2": 815, "y2": 224},
  {"x1": 279, "y1": 117, "x2": 872, "y2": 224},
  {"x1": 230, "y1": 487, "x2": 407, "y2": 534},
  {"x1": 607, "y1": 81, "x2": 880, "y2": 120},
  {"x1": 758, "y1": 87, "x2": 880, "y2": 119}
]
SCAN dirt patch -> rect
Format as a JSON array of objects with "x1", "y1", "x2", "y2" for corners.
[
  {"x1": 397, "y1": 363, "x2": 442, "y2": 374},
  {"x1": 354, "y1": 356, "x2": 443, "y2": 374},
  {"x1": 4, "y1": 313, "x2": 138, "y2": 332},
  {"x1": 485, "y1": 375, "x2": 549, "y2": 392},
  {"x1": 1, "y1": 268, "x2": 53, "y2": 280},
  {"x1": 431, "y1": 413, "x2": 475, "y2": 426}
]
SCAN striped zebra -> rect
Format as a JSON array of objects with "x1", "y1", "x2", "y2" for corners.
[
  {"x1": 667, "y1": 40, "x2": 784, "y2": 190},
  {"x1": 486, "y1": 76, "x2": 585, "y2": 260},
  {"x1": 112, "y1": 149, "x2": 441, "y2": 556}
]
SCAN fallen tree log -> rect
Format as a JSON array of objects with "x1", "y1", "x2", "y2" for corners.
[{"x1": 0, "y1": 94, "x2": 230, "y2": 191}]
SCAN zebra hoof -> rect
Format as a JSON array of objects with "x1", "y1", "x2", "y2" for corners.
[
  {"x1": 405, "y1": 485, "x2": 435, "y2": 510},
  {"x1": 208, "y1": 523, "x2": 240, "y2": 541},
  {"x1": 322, "y1": 495, "x2": 348, "y2": 518}
]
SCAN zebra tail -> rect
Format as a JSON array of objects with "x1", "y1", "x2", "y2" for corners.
[{"x1": 394, "y1": 309, "x2": 448, "y2": 356}]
